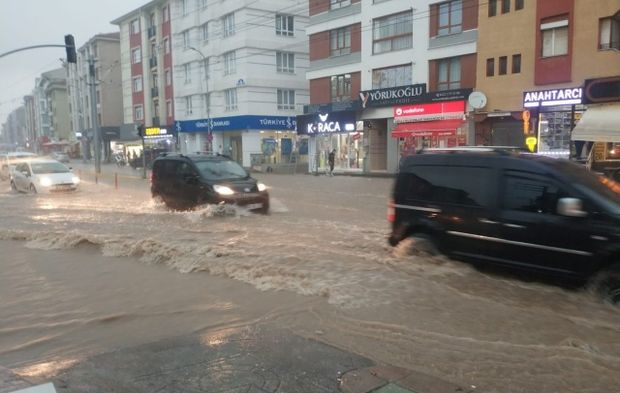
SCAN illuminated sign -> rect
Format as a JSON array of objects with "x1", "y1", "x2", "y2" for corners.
[
  {"x1": 583, "y1": 76, "x2": 620, "y2": 104},
  {"x1": 523, "y1": 87, "x2": 583, "y2": 107},
  {"x1": 296, "y1": 111, "x2": 357, "y2": 135},
  {"x1": 145, "y1": 127, "x2": 168, "y2": 136},
  {"x1": 526, "y1": 136, "x2": 537, "y2": 152},
  {"x1": 393, "y1": 101, "x2": 465, "y2": 122},
  {"x1": 359, "y1": 84, "x2": 426, "y2": 108}
]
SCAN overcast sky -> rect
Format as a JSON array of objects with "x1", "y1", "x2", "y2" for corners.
[{"x1": 0, "y1": 0, "x2": 147, "y2": 125}]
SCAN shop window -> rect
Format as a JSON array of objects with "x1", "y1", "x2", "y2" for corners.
[
  {"x1": 512, "y1": 54, "x2": 521, "y2": 73},
  {"x1": 437, "y1": 0, "x2": 462, "y2": 36},
  {"x1": 501, "y1": 0, "x2": 510, "y2": 14},
  {"x1": 486, "y1": 58, "x2": 494, "y2": 77},
  {"x1": 330, "y1": 27, "x2": 351, "y2": 56},
  {"x1": 331, "y1": 74, "x2": 351, "y2": 102},
  {"x1": 276, "y1": 14, "x2": 294, "y2": 36},
  {"x1": 373, "y1": 11, "x2": 413, "y2": 54},
  {"x1": 541, "y1": 19, "x2": 569, "y2": 57},
  {"x1": 372, "y1": 63, "x2": 412, "y2": 89},
  {"x1": 515, "y1": 0, "x2": 524, "y2": 11},
  {"x1": 277, "y1": 89, "x2": 295, "y2": 110},
  {"x1": 437, "y1": 57, "x2": 460, "y2": 90},
  {"x1": 488, "y1": 0, "x2": 497, "y2": 17},
  {"x1": 599, "y1": 14, "x2": 620, "y2": 50},
  {"x1": 330, "y1": 0, "x2": 351, "y2": 9},
  {"x1": 498, "y1": 56, "x2": 507, "y2": 75}
]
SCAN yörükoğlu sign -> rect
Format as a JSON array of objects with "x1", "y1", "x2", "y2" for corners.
[
  {"x1": 523, "y1": 87, "x2": 583, "y2": 107},
  {"x1": 359, "y1": 84, "x2": 426, "y2": 108}
]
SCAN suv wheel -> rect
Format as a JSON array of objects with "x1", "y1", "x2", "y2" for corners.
[
  {"x1": 395, "y1": 233, "x2": 439, "y2": 258},
  {"x1": 29, "y1": 184, "x2": 37, "y2": 194},
  {"x1": 589, "y1": 264, "x2": 620, "y2": 305}
]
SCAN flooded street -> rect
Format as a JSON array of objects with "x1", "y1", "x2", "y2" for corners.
[{"x1": 1, "y1": 171, "x2": 619, "y2": 392}]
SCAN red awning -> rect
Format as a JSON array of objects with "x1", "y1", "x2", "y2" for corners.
[{"x1": 392, "y1": 119, "x2": 465, "y2": 138}]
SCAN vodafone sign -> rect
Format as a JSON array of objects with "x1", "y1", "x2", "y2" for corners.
[{"x1": 393, "y1": 100, "x2": 465, "y2": 122}]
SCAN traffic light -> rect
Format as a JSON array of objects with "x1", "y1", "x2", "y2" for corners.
[
  {"x1": 137, "y1": 124, "x2": 145, "y2": 138},
  {"x1": 64, "y1": 35, "x2": 77, "y2": 63}
]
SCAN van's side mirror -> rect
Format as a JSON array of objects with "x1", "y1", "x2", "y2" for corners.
[
  {"x1": 21, "y1": 171, "x2": 29, "y2": 177},
  {"x1": 557, "y1": 198, "x2": 587, "y2": 217}
]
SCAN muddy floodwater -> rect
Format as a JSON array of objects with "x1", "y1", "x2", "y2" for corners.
[{"x1": 1, "y1": 172, "x2": 619, "y2": 392}]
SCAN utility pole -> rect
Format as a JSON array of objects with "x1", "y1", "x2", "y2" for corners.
[
  {"x1": 88, "y1": 56, "x2": 101, "y2": 174},
  {"x1": 189, "y1": 47, "x2": 211, "y2": 152}
]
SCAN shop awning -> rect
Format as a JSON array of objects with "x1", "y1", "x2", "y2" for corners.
[
  {"x1": 571, "y1": 103, "x2": 620, "y2": 143},
  {"x1": 392, "y1": 119, "x2": 464, "y2": 138}
]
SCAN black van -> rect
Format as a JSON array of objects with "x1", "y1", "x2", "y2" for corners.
[
  {"x1": 388, "y1": 148, "x2": 620, "y2": 303},
  {"x1": 151, "y1": 152, "x2": 269, "y2": 213}
]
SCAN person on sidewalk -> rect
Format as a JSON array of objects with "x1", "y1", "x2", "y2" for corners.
[{"x1": 328, "y1": 149, "x2": 336, "y2": 176}]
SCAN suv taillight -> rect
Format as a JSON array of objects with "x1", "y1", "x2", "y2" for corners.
[{"x1": 387, "y1": 199, "x2": 395, "y2": 222}]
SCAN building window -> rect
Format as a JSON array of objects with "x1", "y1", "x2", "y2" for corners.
[
  {"x1": 223, "y1": 51, "x2": 236, "y2": 75},
  {"x1": 181, "y1": 0, "x2": 189, "y2": 16},
  {"x1": 182, "y1": 30, "x2": 190, "y2": 49},
  {"x1": 437, "y1": 0, "x2": 462, "y2": 36},
  {"x1": 330, "y1": 27, "x2": 351, "y2": 56},
  {"x1": 373, "y1": 11, "x2": 413, "y2": 54},
  {"x1": 166, "y1": 100, "x2": 172, "y2": 117},
  {"x1": 276, "y1": 52, "x2": 295, "y2": 73},
  {"x1": 132, "y1": 76, "x2": 143, "y2": 92},
  {"x1": 276, "y1": 14, "x2": 294, "y2": 36},
  {"x1": 225, "y1": 89, "x2": 238, "y2": 111},
  {"x1": 163, "y1": 37, "x2": 170, "y2": 54},
  {"x1": 277, "y1": 89, "x2": 295, "y2": 110},
  {"x1": 165, "y1": 69, "x2": 171, "y2": 85},
  {"x1": 131, "y1": 47, "x2": 142, "y2": 64},
  {"x1": 163, "y1": 5, "x2": 169, "y2": 22},
  {"x1": 486, "y1": 58, "x2": 494, "y2": 77},
  {"x1": 515, "y1": 0, "x2": 524, "y2": 11},
  {"x1": 130, "y1": 19, "x2": 140, "y2": 35},
  {"x1": 185, "y1": 96, "x2": 193, "y2": 115},
  {"x1": 223, "y1": 13, "x2": 235, "y2": 37},
  {"x1": 541, "y1": 19, "x2": 569, "y2": 57},
  {"x1": 202, "y1": 22, "x2": 209, "y2": 42},
  {"x1": 512, "y1": 54, "x2": 521, "y2": 73},
  {"x1": 488, "y1": 0, "x2": 497, "y2": 17},
  {"x1": 184, "y1": 63, "x2": 191, "y2": 83},
  {"x1": 599, "y1": 14, "x2": 620, "y2": 50},
  {"x1": 204, "y1": 93, "x2": 210, "y2": 112},
  {"x1": 501, "y1": 0, "x2": 510, "y2": 14},
  {"x1": 437, "y1": 57, "x2": 460, "y2": 90},
  {"x1": 330, "y1": 0, "x2": 351, "y2": 9},
  {"x1": 372, "y1": 63, "x2": 411, "y2": 89},
  {"x1": 498, "y1": 56, "x2": 507, "y2": 75},
  {"x1": 134, "y1": 105, "x2": 144, "y2": 120},
  {"x1": 199, "y1": 0, "x2": 208, "y2": 9},
  {"x1": 331, "y1": 74, "x2": 351, "y2": 102}
]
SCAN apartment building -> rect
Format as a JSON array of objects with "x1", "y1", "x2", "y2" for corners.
[
  {"x1": 303, "y1": 0, "x2": 479, "y2": 174},
  {"x1": 33, "y1": 68, "x2": 70, "y2": 142},
  {"x1": 171, "y1": 0, "x2": 310, "y2": 167},
  {"x1": 475, "y1": 0, "x2": 620, "y2": 156}
]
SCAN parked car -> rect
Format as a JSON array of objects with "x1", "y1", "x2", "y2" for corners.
[
  {"x1": 388, "y1": 147, "x2": 620, "y2": 304},
  {"x1": 50, "y1": 151, "x2": 70, "y2": 163},
  {"x1": 11, "y1": 159, "x2": 80, "y2": 193},
  {"x1": 1, "y1": 152, "x2": 37, "y2": 181},
  {"x1": 151, "y1": 152, "x2": 269, "y2": 212}
]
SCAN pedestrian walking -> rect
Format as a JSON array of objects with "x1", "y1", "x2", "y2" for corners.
[{"x1": 328, "y1": 149, "x2": 336, "y2": 176}]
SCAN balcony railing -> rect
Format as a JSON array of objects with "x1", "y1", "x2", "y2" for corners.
[{"x1": 148, "y1": 26, "x2": 157, "y2": 39}]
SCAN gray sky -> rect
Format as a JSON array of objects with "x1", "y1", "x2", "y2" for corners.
[{"x1": 0, "y1": 0, "x2": 147, "y2": 124}]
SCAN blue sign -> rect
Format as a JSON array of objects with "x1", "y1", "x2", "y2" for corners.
[{"x1": 175, "y1": 115, "x2": 297, "y2": 133}]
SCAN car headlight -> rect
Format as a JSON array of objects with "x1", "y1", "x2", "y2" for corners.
[
  {"x1": 257, "y1": 182, "x2": 267, "y2": 192},
  {"x1": 72, "y1": 176, "x2": 80, "y2": 184},
  {"x1": 39, "y1": 177, "x2": 52, "y2": 187},
  {"x1": 213, "y1": 184, "x2": 234, "y2": 195}
]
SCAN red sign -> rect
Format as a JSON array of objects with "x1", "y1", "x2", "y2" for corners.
[{"x1": 393, "y1": 101, "x2": 465, "y2": 122}]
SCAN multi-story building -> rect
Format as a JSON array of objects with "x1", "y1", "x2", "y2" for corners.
[
  {"x1": 303, "y1": 0, "x2": 479, "y2": 174},
  {"x1": 168, "y1": 0, "x2": 310, "y2": 168},
  {"x1": 112, "y1": 0, "x2": 177, "y2": 153},
  {"x1": 0, "y1": 107, "x2": 27, "y2": 147},
  {"x1": 33, "y1": 68, "x2": 70, "y2": 142},
  {"x1": 66, "y1": 32, "x2": 123, "y2": 159},
  {"x1": 474, "y1": 0, "x2": 620, "y2": 156},
  {"x1": 23, "y1": 95, "x2": 37, "y2": 150}
]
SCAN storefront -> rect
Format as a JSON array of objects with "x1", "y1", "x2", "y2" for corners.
[
  {"x1": 175, "y1": 115, "x2": 298, "y2": 168},
  {"x1": 296, "y1": 111, "x2": 361, "y2": 173},
  {"x1": 523, "y1": 86, "x2": 584, "y2": 157}
]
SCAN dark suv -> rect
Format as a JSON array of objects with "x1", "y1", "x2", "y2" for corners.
[
  {"x1": 151, "y1": 153, "x2": 269, "y2": 213},
  {"x1": 388, "y1": 148, "x2": 620, "y2": 303}
]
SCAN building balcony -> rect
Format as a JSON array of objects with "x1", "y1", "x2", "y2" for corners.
[
  {"x1": 151, "y1": 87, "x2": 159, "y2": 98},
  {"x1": 148, "y1": 26, "x2": 157, "y2": 39},
  {"x1": 152, "y1": 116, "x2": 160, "y2": 127},
  {"x1": 149, "y1": 56, "x2": 158, "y2": 69}
]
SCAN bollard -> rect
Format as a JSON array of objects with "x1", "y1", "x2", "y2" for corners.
[{"x1": 114, "y1": 173, "x2": 118, "y2": 190}]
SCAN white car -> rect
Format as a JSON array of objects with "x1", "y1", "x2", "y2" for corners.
[
  {"x1": 1, "y1": 152, "x2": 37, "y2": 181},
  {"x1": 11, "y1": 159, "x2": 80, "y2": 193}
]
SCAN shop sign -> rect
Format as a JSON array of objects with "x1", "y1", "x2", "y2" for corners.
[
  {"x1": 295, "y1": 111, "x2": 357, "y2": 135},
  {"x1": 583, "y1": 76, "x2": 620, "y2": 104},
  {"x1": 145, "y1": 127, "x2": 167, "y2": 136},
  {"x1": 359, "y1": 84, "x2": 427, "y2": 108},
  {"x1": 175, "y1": 115, "x2": 297, "y2": 132},
  {"x1": 523, "y1": 87, "x2": 583, "y2": 107},
  {"x1": 393, "y1": 101, "x2": 465, "y2": 123}
]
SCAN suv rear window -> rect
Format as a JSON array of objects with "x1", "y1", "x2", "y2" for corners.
[
  {"x1": 194, "y1": 159, "x2": 247, "y2": 180},
  {"x1": 398, "y1": 165, "x2": 492, "y2": 207}
]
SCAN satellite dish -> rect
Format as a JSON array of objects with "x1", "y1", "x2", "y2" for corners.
[{"x1": 468, "y1": 91, "x2": 488, "y2": 109}]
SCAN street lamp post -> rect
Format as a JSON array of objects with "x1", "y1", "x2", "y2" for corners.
[{"x1": 189, "y1": 47, "x2": 212, "y2": 152}]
